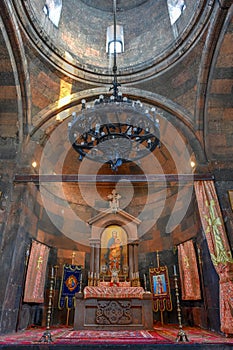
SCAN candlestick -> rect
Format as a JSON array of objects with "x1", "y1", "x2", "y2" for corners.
[
  {"x1": 143, "y1": 274, "x2": 147, "y2": 292},
  {"x1": 39, "y1": 268, "x2": 55, "y2": 343},
  {"x1": 79, "y1": 273, "x2": 83, "y2": 293},
  {"x1": 174, "y1": 271, "x2": 189, "y2": 342}
]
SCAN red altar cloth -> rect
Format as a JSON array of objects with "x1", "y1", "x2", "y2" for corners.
[{"x1": 84, "y1": 286, "x2": 145, "y2": 299}]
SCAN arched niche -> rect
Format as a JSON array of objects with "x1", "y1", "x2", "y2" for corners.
[
  {"x1": 88, "y1": 208, "x2": 141, "y2": 281},
  {"x1": 100, "y1": 225, "x2": 128, "y2": 275}
]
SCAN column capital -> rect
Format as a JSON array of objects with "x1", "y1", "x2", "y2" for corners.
[
  {"x1": 128, "y1": 239, "x2": 139, "y2": 246},
  {"x1": 89, "y1": 238, "x2": 100, "y2": 246}
]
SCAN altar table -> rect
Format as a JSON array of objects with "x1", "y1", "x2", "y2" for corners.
[{"x1": 74, "y1": 286, "x2": 153, "y2": 330}]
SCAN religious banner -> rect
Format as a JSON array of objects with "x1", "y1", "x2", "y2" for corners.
[
  {"x1": 194, "y1": 180, "x2": 233, "y2": 335},
  {"x1": 58, "y1": 264, "x2": 82, "y2": 310},
  {"x1": 23, "y1": 240, "x2": 50, "y2": 303},
  {"x1": 149, "y1": 266, "x2": 172, "y2": 312},
  {"x1": 178, "y1": 240, "x2": 201, "y2": 300}
]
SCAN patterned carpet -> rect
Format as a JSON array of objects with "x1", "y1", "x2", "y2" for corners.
[
  {"x1": 154, "y1": 324, "x2": 233, "y2": 344},
  {"x1": 0, "y1": 325, "x2": 233, "y2": 346},
  {"x1": 0, "y1": 327, "x2": 171, "y2": 345}
]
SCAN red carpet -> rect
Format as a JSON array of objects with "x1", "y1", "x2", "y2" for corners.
[
  {"x1": 0, "y1": 325, "x2": 233, "y2": 345},
  {"x1": 154, "y1": 324, "x2": 233, "y2": 344},
  {"x1": 0, "y1": 327, "x2": 172, "y2": 345}
]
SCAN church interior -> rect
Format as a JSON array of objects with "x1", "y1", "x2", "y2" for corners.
[{"x1": 0, "y1": 0, "x2": 233, "y2": 348}]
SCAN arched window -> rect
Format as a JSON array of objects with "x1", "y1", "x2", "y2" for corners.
[
  {"x1": 106, "y1": 24, "x2": 124, "y2": 54},
  {"x1": 167, "y1": 0, "x2": 186, "y2": 26},
  {"x1": 43, "y1": 0, "x2": 62, "y2": 27}
]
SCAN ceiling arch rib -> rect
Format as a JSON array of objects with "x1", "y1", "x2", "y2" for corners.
[
  {"x1": 1, "y1": 0, "x2": 32, "y2": 142},
  {"x1": 30, "y1": 86, "x2": 207, "y2": 167}
]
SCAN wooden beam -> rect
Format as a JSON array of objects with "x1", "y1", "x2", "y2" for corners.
[{"x1": 14, "y1": 174, "x2": 214, "y2": 183}]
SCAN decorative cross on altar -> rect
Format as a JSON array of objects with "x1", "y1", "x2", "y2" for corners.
[{"x1": 107, "y1": 189, "x2": 121, "y2": 213}]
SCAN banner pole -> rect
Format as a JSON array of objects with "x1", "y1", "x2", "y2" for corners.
[
  {"x1": 66, "y1": 308, "x2": 70, "y2": 326},
  {"x1": 156, "y1": 251, "x2": 160, "y2": 268},
  {"x1": 160, "y1": 310, "x2": 164, "y2": 325}
]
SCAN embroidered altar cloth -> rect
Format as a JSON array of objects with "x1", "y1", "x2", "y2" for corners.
[
  {"x1": 84, "y1": 286, "x2": 145, "y2": 299},
  {"x1": 99, "y1": 281, "x2": 131, "y2": 287}
]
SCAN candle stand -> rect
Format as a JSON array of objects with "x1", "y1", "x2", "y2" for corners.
[
  {"x1": 79, "y1": 273, "x2": 83, "y2": 293},
  {"x1": 174, "y1": 269, "x2": 189, "y2": 342},
  {"x1": 39, "y1": 268, "x2": 55, "y2": 343}
]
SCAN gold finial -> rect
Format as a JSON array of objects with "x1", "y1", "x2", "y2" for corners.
[{"x1": 156, "y1": 250, "x2": 160, "y2": 268}]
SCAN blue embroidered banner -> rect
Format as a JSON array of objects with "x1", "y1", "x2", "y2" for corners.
[{"x1": 58, "y1": 264, "x2": 82, "y2": 309}]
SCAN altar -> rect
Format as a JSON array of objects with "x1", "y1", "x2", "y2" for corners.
[
  {"x1": 74, "y1": 285, "x2": 153, "y2": 330},
  {"x1": 73, "y1": 190, "x2": 153, "y2": 330}
]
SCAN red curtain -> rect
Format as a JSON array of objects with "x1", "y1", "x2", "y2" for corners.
[
  {"x1": 178, "y1": 240, "x2": 201, "y2": 300},
  {"x1": 23, "y1": 240, "x2": 50, "y2": 303},
  {"x1": 194, "y1": 180, "x2": 233, "y2": 334}
]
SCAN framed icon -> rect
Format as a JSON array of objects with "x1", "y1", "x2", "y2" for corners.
[
  {"x1": 152, "y1": 273, "x2": 167, "y2": 296},
  {"x1": 149, "y1": 266, "x2": 172, "y2": 312}
]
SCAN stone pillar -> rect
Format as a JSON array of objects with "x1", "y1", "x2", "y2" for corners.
[
  {"x1": 94, "y1": 241, "x2": 100, "y2": 275},
  {"x1": 133, "y1": 241, "x2": 139, "y2": 273},
  {"x1": 0, "y1": 182, "x2": 37, "y2": 333},
  {"x1": 128, "y1": 243, "x2": 134, "y2": 279},
  {"x1": 89, "y1": 240, "x2": 95, "y2": 274}
]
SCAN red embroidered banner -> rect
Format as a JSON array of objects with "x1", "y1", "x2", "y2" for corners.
[
  {"x1": 23, "y1": 240, "x2": 50, "y2": 303},
  {"x1": 178, "y1": 240, "x2": 201, "y2": 300},
  {"x1": 194, "y1": 180, "x2": 233, "y2": 335}
]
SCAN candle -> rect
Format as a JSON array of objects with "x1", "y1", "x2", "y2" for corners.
[
  {"x1": 173, "y1": 265, "x2": 177, "y2": 275},
  {"x1": 51, "y1": 267, "x2": 54, "y2": 278},
  {"x1": 143, "y1": 274, "x2": 147, "y2": 288}
]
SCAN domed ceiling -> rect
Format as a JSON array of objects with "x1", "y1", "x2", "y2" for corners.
[
  {"x1": 79, "y1": 0, "x2": 149, "y2": 11},
  {"x1": 15, "y1": 0, "x2": 209, "y2": 83}
]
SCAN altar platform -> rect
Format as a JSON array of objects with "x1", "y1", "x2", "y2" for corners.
[
  {"x1": 0, "y1": 324, "x2": 233, "y2": 349},
  {"x1": 74, "y1": 286, "x2": 153, "y2": 330}
]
